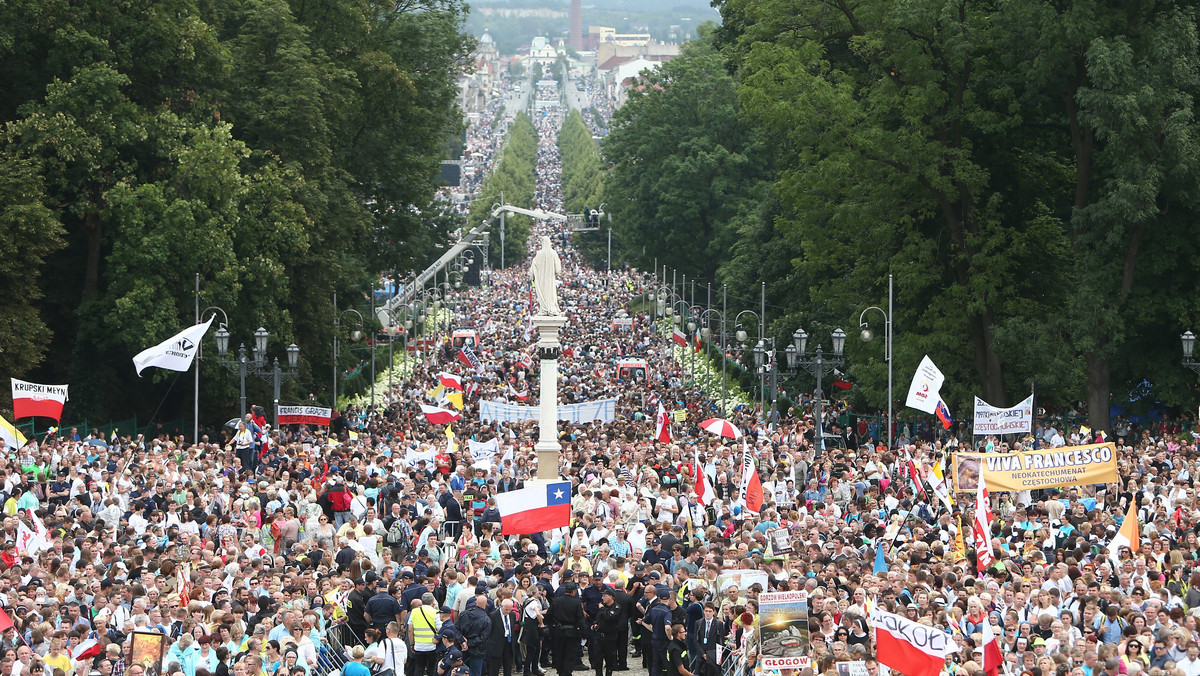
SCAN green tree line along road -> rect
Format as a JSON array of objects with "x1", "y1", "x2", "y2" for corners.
[
  {"x1": 600, "y1": 8, "x2": 1200, "y2": 431},
  {"x1": 469, "y1": 113, "x2": 538, "y2": 268},
  {"x1": 0, "y1": 0, "x2": 473, "y2": 420},
  {"x1": 558, "y1": 110, "x2": 608, "y2": 270}
]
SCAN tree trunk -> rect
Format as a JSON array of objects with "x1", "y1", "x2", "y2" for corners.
[
  {"x1": 969, "y1": 309, "x2": 1006, "y2": 405},
  {"x1": 83, "y1": 213, "x2": 103, "y2": 302},
  {"x1": 1086, "y1": 348, "x2": 1111, "y2": 433}
]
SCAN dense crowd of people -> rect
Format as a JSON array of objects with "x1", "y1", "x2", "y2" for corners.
[{"x1": 1, "y1": 70, "x2": 1198, "y2": 676}]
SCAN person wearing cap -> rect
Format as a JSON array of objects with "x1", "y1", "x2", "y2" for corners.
[
  {"x1": 345, "y1": 578, "x2": 371, "y2": 646},
  {"x1": 434, "y1": 626, "x2": 464, "y2": 676},
  {"x1": 590, "y1": 588, "x2": 623, "y2": 676},
  {"x1": 365, "y1": 580, "x2": 405, "y2": 631},
  {"x1": 642, "y1": 587, "x2": 673, "y2": 676},
  {"x1": 548, "y1": 583, "x2": 586, "y2": 676}
]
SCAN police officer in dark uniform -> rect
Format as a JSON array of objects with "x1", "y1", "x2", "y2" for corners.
[
  {"x1": 665, "y1": 625, "x2": 692, "y2": 676},
  {"x1": 591, "y1": 589, "x2": 623, "y2": 676},
  {"x1": 549, "y1": 582, "x2": 586, "y2": 676},
  {"x1": 609, "y1": 580, "x2": 634, "y2": 670},
  {"x1": 579, "y1": 573, "x2": 605, "y2": 670},
  {"x1": 642, "y1": 588, "x2": 672, "y2": 676}
]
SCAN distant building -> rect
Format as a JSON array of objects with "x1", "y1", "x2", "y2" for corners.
[{"x1": 569, "y1": 0, "x2": 583, "y2": 51}]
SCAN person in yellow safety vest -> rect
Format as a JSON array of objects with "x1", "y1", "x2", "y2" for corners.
[{"x1": 408, "y1": 598, "x2": 441, "y2": 676}]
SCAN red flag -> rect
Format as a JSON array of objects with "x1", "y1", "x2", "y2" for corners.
[
  {"x1": 873, "y1": 609, "x2": 960, "y2": 676},
  {"x1": 456, "y1": 348, "x2": 484, "y2": 374},
  {"x1": 905, "y1": 452, "x2": 927, "y2": 501},
  {"x1": 694, "y1": 449, "x2": 715, "y2": 506},
  {"x1": 973, "y1": 476, "x2": 994, "y2": 574},
  {"x1": 671, "y1": 328, "x2": 687, "y2": 346},
  {"x1": 420, "y1": 404, "x2": 461, "y2": 424},
  {"x1": 655, "y1": 404, "x2": 672, "y2": 443},
  {"x1": 740, "y1": 439, "x2": 763, "y2": 514},
  {"x1": 981, "y1": 614, "x2": 1002, "y2": 676},
  {"x1": 438, "y1": 372, "x2": 463, "y2": 390},
  {"x1": 832, "y1": 377, "x2": 852, "y2": 390},
  {"x1": 0, "y1": 608, "x2": 12, "y2": 633},
  {"x1": 694, "y1": 333, "x2": 702, "y2": 353}
]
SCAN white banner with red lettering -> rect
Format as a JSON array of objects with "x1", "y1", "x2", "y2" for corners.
[
  {"x1": 11, "y1": 379, "x2": 69, "y2": 421},
  {"x1": 277, "y1": 406, "x2": 332, "y2": 426}
]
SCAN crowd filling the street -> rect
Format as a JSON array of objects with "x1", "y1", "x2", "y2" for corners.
[{"x1": 4, "y1": 73, "x2": 1200, "y2": 676}]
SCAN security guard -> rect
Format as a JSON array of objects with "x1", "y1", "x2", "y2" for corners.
[
  {"x1": 642, "y1": 588, "x2": 672, "y2": 676},
  {"x1": 591, "y1": 588, "x2": 624, "y2": 676}
]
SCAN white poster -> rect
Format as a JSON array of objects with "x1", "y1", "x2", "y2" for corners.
[
  {"x1": 479, "y1": 398, "x2": 617, "y2": 424},
  {"x1": 972, "y1": 395, "x2": 1034, "y2": 434},
  {"x1": 468, "y1": 438, "x2": 500, "y2": 463},
  {"x1": 904, "y1": 355, "x2": 945, "y2": 414}
]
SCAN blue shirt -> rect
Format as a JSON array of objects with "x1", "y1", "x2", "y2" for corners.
[{"x1": 343, "y1": 662, "x2": 371, "y2": 676}]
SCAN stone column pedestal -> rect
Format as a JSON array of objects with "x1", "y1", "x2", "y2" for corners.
[{"x1": 532, "y1": 315, "x2": 568, "y2": 480}]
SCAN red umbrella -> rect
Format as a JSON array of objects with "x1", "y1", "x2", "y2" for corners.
[{"x1": 699, "y1": 418, "x2": 742, "y2": 439}]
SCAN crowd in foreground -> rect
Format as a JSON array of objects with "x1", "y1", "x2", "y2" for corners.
[{"x1": 2, "y1": 75, "x2": 1199, "y2": 676}]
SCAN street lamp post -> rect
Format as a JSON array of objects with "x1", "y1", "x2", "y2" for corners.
[
  {"x1": 733, "y1": 309, "x2": 763, "y2": 417},
  {"x1": 786, "y1": 328, "x2": 847, "y2": 451},
  {"x1": 332, "y1": 292, "x2": 365, "y2": 410},
  {"x1": 699, "y1": 305, "x2": 728, "y2": 415},
  {"x1": 211, "y1": 323, "x2": 301, "y2": 425},
  {"x1": 1183, "y1": 331, "x2": 1200, "y2": 375},
  {"x1": 860, "y1": 273, "x2": 894, "y2": 449}
]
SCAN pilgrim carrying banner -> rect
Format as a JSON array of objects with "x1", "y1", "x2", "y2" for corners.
[
  {"x1": 972, "y1": 395, "x2": 1034, "y2": 435},
  {"x1": 952, "y1": 442, "x2": 1118, "y2": 492},
  {"x1": 479, "y1": 398, "x2": 617, "y2": 424}
]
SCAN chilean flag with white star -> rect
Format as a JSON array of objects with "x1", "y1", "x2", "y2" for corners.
[{"x1": 495, "y1": 481, "x2": 572, "y2": 534}]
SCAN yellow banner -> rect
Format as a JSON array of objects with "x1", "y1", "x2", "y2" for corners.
[
  {"x1": 952, "y1": 442, "x2": 1118, "y2": 492},
  {"x1": 673, "y1": 410, "x2": 687, "y2": 422}
]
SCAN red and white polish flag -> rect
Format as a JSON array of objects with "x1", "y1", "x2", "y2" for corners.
[
  {"x1": 495, "y1": 481, "x2": 572, "y2": 534},
  {"x1": 438, "y1": 372, "x2": 463, "y2": 391},
  {"x1": 420, "y1": 404, "x2": 461, "y2": 424},
  {"x1": 10, "y1": 379, "x2": 68, "y2": 422},
  {"x1": 655, "y1": 404, "x2": 672, "y2": 443},
  {"x1": 671, "y1": 328, "x2": 687, "y2": 346},
  {"x1": 872, "y1": 608, "x2": 960, "y2": 676}
]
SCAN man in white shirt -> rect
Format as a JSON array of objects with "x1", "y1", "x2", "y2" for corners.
[{"x1": 1176, "y1": 643, "x2": 1200, "y2": 676}]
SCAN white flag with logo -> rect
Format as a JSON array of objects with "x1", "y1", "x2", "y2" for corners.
[
  {"x1": 132, "y1": 317, "x2": 214, "y2": 376},
  {"x1": 904, "y1": 355, "x2": 946, "y2": 414}
]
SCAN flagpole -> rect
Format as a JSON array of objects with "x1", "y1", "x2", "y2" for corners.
[{"x1": 194, "y1": 272, "x2": 200, "y2": 445}]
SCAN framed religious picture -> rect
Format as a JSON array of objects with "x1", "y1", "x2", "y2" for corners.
[
  {"x1": 768, "y1": 527, "x2": 794, "y2": 555},
  {"x1": 131, "y1": 631, "x2": 166, "y2": 676}
]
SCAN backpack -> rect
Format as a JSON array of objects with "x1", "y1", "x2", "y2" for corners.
[
  {"x1": 386, "y1": 518, "x2": 409, "y2": 546},
  {"x1": 331, "y1": 488, "x2": 352, "y2": 512}
]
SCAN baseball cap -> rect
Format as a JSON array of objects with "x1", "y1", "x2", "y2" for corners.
[{"x1": 656, "y1": 588, "x2": 670, "y2": 599}]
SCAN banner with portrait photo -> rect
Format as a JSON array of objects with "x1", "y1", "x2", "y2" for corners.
[
  {"x1": 715, "y1": 569, "x2": 770, "y2": 602},
  {"x1": 952, "y1": 442, "x2": 1118, "y2": 492},
  {"x1": 758, "y1": 591, "x2": 810, "y2": 671}
]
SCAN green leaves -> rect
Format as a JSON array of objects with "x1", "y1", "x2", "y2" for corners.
[
  {"x1": 0, "y1": 0, "x2": 471, "y2": 420},
  {"x1": 471, "y1": 113, "x2": 538, "y2": 267}
]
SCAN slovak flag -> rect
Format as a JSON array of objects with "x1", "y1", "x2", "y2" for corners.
[
  {"x1": 420, "y1": 404, "x2": 461, "y2": 424},
  {"x1": 655, "y1": 404, "x2": 672, "y2": 443},
  {"x1": 935, "y1": 399, "x2": 953, "y2": 429},
  {"x1": 438, "y1": 372, "x2": 463, "y2": 391},
  {"x1": 495, "y1": 481, "x2": 572, "y2": 534},
  {"x1": 672, "y1": 328, "x2": 687, "y2": 346}
]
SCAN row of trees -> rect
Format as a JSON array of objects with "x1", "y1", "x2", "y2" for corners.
[
  {"x1": 468, "y1": 113, "x2": 538, "y2": 267},
  {"x1": 602, "y1": 7, "x2": 1200, "y2": 429},
  {"x1": 0, "y1": 0, "x2": 473, "y2": 421},
  {"x1": 557, "y1": 111, "x2": 608, "y2": 269}
]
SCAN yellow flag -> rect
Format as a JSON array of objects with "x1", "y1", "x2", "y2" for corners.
[
  {"x1": 953, "y1": 515, "x2": 968, "y2": 563},
  {"x1": 0, "y1": 415, "x2": 26, "y2": 449},
  {"x1": 426, "y1": 384, "x2": 445, "y2": 401},
  {"x1": 446, "y1": 391, "x2": 464, "y2": 411},
  {"x1": 445, "y1": 425, "x2": 455, "y2": 439}
]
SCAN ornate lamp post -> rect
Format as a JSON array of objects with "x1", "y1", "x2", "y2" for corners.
[{"x1": 786, "y1": 328, "x2": 846, "y2": 450}]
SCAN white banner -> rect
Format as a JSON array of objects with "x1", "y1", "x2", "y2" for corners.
[
  {"x1": 133, "y1": 317, "x2": 214, "y2": 376},
  {"x1": 277, "y1": 406, "x2": 332, "y2": 426},
  {"x1": 479, "y1": 398, "x2": 617, "y2": 424},
  {"x1": 904, "y1": 355, "x2": 945, "y2": 414},
  {"x1": 468, "y1": 438, "x2": 499, "y2": 463},
  {"x1": 972, "y1": 395, "x2": 1034, "y2": 435},
  {"x1": 404, "y1": 448, "x2": 437, "y2": 468}
]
